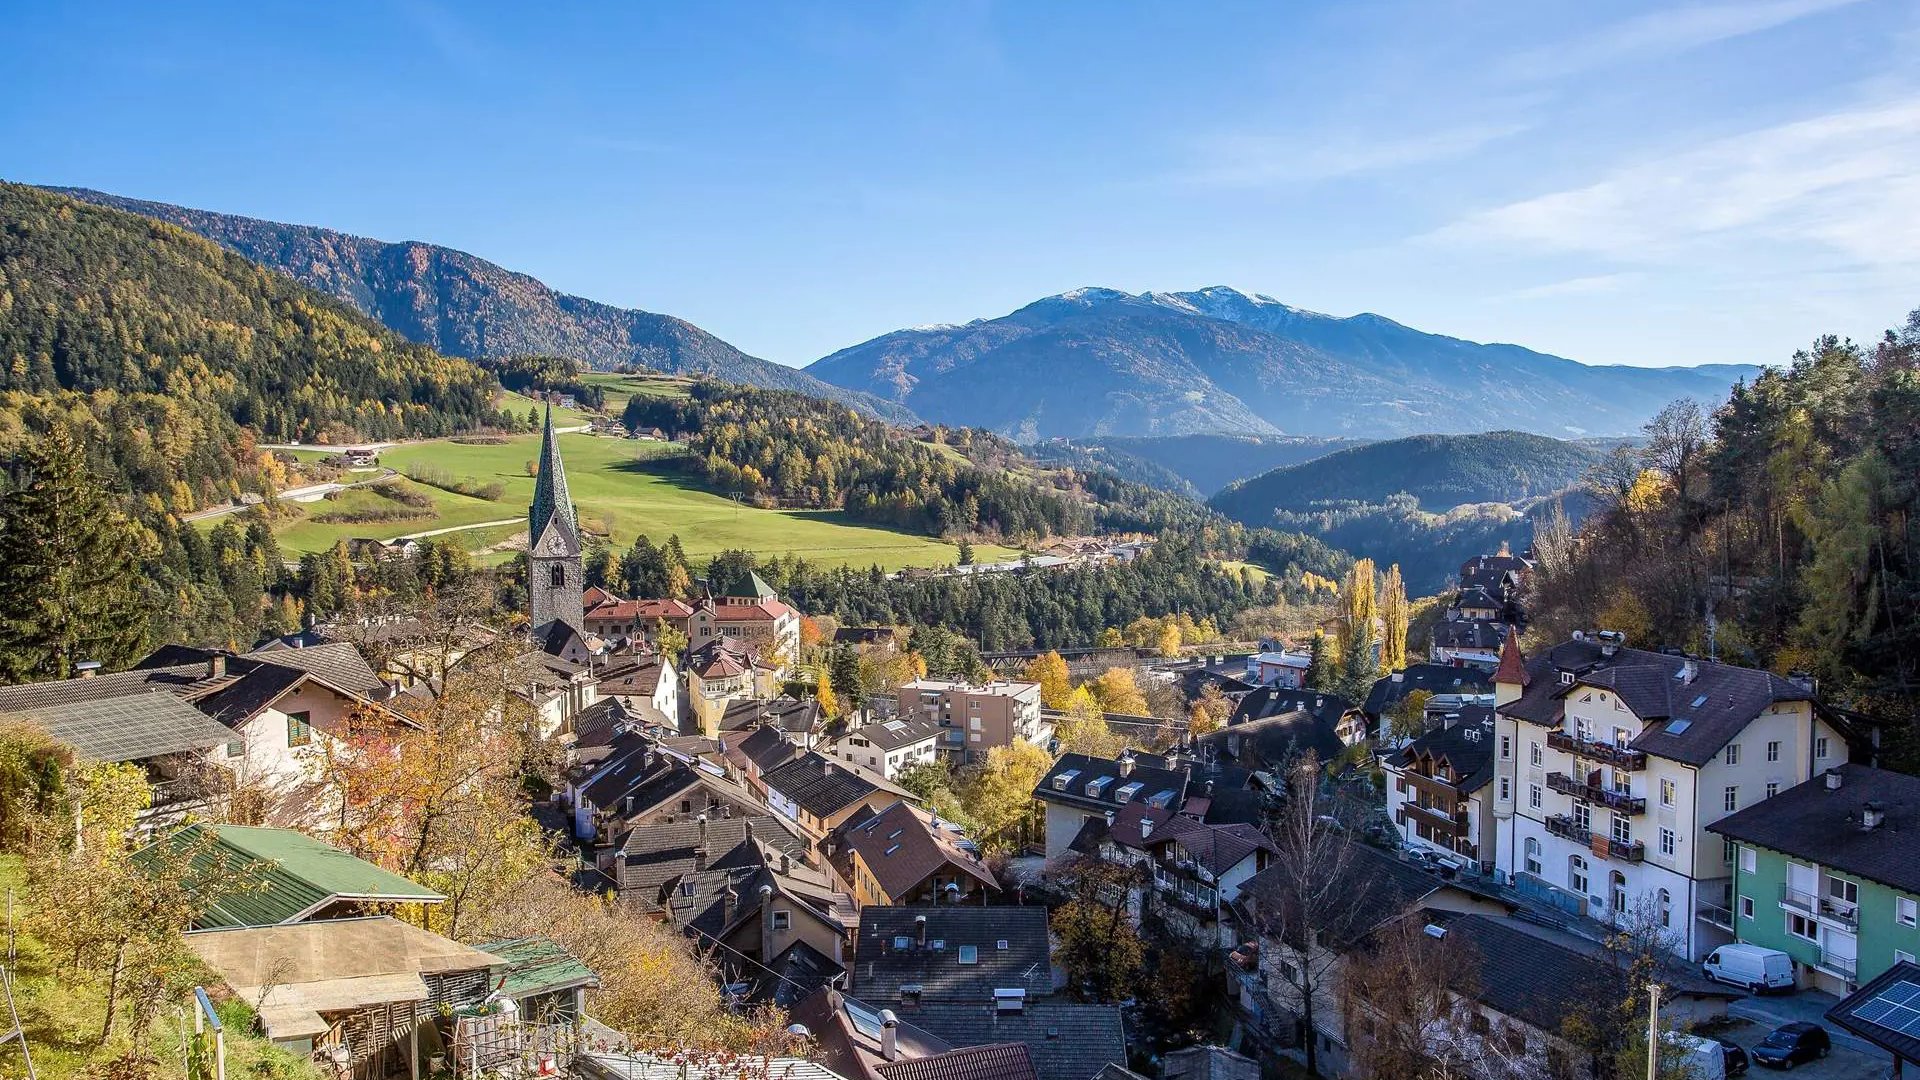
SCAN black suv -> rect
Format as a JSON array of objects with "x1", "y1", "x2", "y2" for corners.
[{"x1": 1750, "y1": 1022, "x2": 1830, "y2": 1069}]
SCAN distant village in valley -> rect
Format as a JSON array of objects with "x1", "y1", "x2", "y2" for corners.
[{"x1": 1, "y1": 401, "x2": 1912, "y2": 1080}]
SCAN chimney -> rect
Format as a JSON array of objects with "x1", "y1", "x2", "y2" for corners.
[
  {"x1": 1118, "y1": 752, "x2": 1135, "y2": 779},
  {"x1": 760, "y1": 882, "x2": 777, "y2": 956},
  {"x1": 879, "y1": 1010, "x2": 900, "y2": 1061},
  {"x1": 744, "y1": 819, "x2": 756, "y2": 843},
  {"x1": 1863, "y1": 801, "x2": 1886, "y2": 831},
  {"x1": 1391, "y1": 671, "x2": 1404, "y2": 683},
  {"x1": 1204, "y1": 780, "x2": 1214, "y2": 797},
  {"x1": 779, "y1": 852, "x2": 792, "y2": 876},
  {"x1": 698, "y1": 812, "x2": 709, "y2": 846},
  {"x1": 722, "y1": 882, "x2": 737, "y2": 926},
  {"x1": 74, "y1": 660, "x2": 101, "y2": 679},
  {"x1": 915, "y1": 913, "x2": 928, "y2": 948},
  {"x1": 207, "y1": 655, "x2": 226, "y2": 679},
  {"x1": 1139, "y1": 816, "x2": 1154, "y2": 841},
  {"x1": 694, "y1": 847, "x2": 709, "y2": 872},
  {"x1": 1825, "y1": 768, "x2": 1844, "y2": 792},
  {"x1": 1680, "y1": 659, "x2": 1698, "y2": 684}
]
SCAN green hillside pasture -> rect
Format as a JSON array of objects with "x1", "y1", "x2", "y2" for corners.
[{"x1": 272, "y1": 433, "x2": 1018, "y2": 571}]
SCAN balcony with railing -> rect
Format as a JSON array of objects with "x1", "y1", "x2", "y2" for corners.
[
  {"x1": 1779, "y1": 885, "x2": 1859, "y2": 930},
  {"x1": 1545, "y1": 772, "x2": 1647, "y2": 814},
  {"x1": 1544, "y1": 814, "x2": 1646, "y2": 862},
  {"x1": 1813, "y1": 950, "x2": 1857, "y2": 985},
  {"x1": 1545, "y1": 731, "x2": 1647, "y2": 770},
  {"x1": 1697, "y1": 877, "x2": 1734, "y2": 931},
  {"x1": 1397, "y1": 801, "x2": 1467, "y2": 836}
]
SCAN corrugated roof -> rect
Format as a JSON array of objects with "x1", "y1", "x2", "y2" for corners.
[
  {"x1": 0, "y1": 693, "x2": 238, "y2": 762},
  {"x1": 475, "y1": 936, "x2": 598, "y2": 998},
  {"x1": 147, "y1": 824, "x2": 443, "y2": 928}
]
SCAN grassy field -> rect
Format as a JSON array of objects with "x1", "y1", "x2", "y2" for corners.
[
  {"x1": 1218, "y1": 559, "x2": 1275, "y2": 585},
  {"x1": 580, "y1": 371, "x2": 695, "y2": 415},
  {"x1": 263, "y1": 431, "x2": 1019, "y2": 571}
]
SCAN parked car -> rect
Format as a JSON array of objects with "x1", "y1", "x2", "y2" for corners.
[
  {"x1": 1717, "y1": 1038, "x2": 1750, "y2": 1077},
  {"x1": 1703, "y1": 943, "x2": 1796, "y2": 992},
  {"x1": 1750, "y1": 1023, "x2": 1829, "y2": 1070}
]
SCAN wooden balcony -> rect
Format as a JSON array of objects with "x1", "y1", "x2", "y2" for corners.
[
  {"x1": 1397, "y1": 802, "x2": 1467, "y2": 836},
  {"x1": 1544, "y1": 814, "x2": 1646, "y2": 862},
  {"x1": 1545, "y1": 772, "x2": 1647, "y2": 814},
  {"x1": 1545, "y1": 731, "x2": 1647, "y2": 771}
]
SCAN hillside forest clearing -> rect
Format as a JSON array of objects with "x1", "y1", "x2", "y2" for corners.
[{"x1": 246, "y1": 430, "x2": 1022, "y2": 571}]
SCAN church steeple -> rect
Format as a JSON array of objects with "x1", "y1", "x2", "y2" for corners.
[
  {"x1": 528, "y1": 403, "x2": 583, "y2": 646},
  {"x1": 530, "y1": 404, "x2": 577, "y2": 544}
]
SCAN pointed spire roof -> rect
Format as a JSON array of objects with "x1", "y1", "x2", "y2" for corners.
[
  {"x1": 1494, "y1": 626, "x2": 1529, "y2": 686},
  {"x1": 530, "y1": 404, "x2": 578, "y2": 544}
]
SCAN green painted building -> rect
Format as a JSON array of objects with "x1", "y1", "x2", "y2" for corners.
[{"x1": 1708, "y1": 764, "x2": 1920, "y2": 994}]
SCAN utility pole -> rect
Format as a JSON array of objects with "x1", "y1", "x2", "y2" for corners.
[{"x1": 1647, "y1": 982, "x2": 1662, "y2": 1080}]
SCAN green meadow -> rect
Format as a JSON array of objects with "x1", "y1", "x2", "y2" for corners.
[{"x1": 263, "y1": 431, "x2": 1018, "y2": 571}]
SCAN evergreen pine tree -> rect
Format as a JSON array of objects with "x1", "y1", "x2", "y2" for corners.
[{"x1": 0, "y1": 427, "x2": 151, "y2": 681}]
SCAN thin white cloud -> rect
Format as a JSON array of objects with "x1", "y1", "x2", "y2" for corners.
[
  {"x1": 1428, "y1": 97, "x2": 1920, "y2": 268},
  {"x1": 1184, "y1": 121, "x2": 1529, "y2": 187},
  {"x1": 1499, "y1": 273, "x2": 1641, "y2": 301},
  {"x1": 1499, "y1": 0, "x2": 1867, "y2": 81}
]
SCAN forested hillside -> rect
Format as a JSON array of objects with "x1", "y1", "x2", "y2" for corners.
[
  {"x1": 52, "y1": 186, "x2": 915, "y2": 422},
  {"x1": 624, "y1": 381, "x2": 1352, "y2": 596},
  {"x1": 1528, "y1": 315, "x2": 1920, "y2": 767},
  {"x1": 1211, "y1": 430, "x2": 1602, "y2": 518},
  {"x1": 0, "y1": 183, "x2": 507, "y2": 514},
  {"x1": 1034, "y1": 433, "x2": 1364, "y2": 496}
]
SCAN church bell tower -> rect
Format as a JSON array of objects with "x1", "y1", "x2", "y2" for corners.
[{"x1": 528, "y1": 404, "x2": 584, "y2": 643}]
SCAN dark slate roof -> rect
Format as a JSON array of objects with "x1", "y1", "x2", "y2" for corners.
[
  {"x1": 909, "y1": 1003, "x2": 1124, "y2": 1080},
  {"x1": 577, "y1": 739, "x2": 700, "y2": 814},
  {"x1": 1387, "y1": 709, "x2": 1498, "y2": 795},
  {"x1": 850, "y1": 717, "x2": 948, "y2": 752},
  {"x1": 765, "y1": 753, "x2": 884, "y2": 818},
  {"x1": 1708, "y1": 765, "x2": 1920, "y2": 895},
  {"x1": 1225, "y1": 686, "x2": 1351, "y2": 732},
  {"x1": 614, "y1": 815, "x2": 803, "y2": 903},
  {"x1": 876, "y1": 1043, "x2": 1038, "y2": 1080},
  {"x1": 853, "y1": 907, "x2": 1052, "y2": 1005},
  {"x1": 731, "y1": 723, "x2": 801, "y2": 774},
  {"x1": 756, "y1": 939, "x2": 847, "y2": 1010},
  {"x1": 836, "y1": 800, "x2": 995, "y2": 901},
  {"x1": 1430, "y1": 619, "x2": 1508, "y2": 651},
  {"x1": 1453, "y1": 587, "x2": 1504, "y2": 612},
  {"x1": 722, "y1": 696, "x2": 823, "y2": 735},
  {"x1": 1093, "y1": 1065, "x2": 1149, "y2": 1080},
  {"x1": 1144, "y1": 814, "x2": 1274, "y2": 876},
  {"x1": 1441, "y1": 913, "x2": 1734, "y2": 1035},
  {"x1": 1497, "y1": 639, "x2": 1817, "y2": 766},
  {"x1": 1032, "y1": 753, "x2": 1187, "y2": 815},
  {"x1": 1825, "y1": 960, "x2": 1920, "y2": 1062},
  {"x1": 1243, "y1": 839, "x2": 1449, "y2": 948},
  {"x1": 0, "y1": 693, "x2": 239, "y2": 763},
  {"x1": 571, "y1": 699, "x2": 638, "y2": 765},
  {"x1": 1363, "y1": 665, "x2": 1493, "y2": 718},
  {"x1": 1197, "y1": 708, "x2": 1344, "y2": 772},
  {"x1": 241, "y1": 643, "x2": 385, "y2": 696},
  {"x1": 789, "y1": 988, "x2": 954, "y2": 1080}
]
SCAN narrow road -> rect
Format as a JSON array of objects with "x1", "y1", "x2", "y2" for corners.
[
  {"x1": 182, "y1": 468, "x2": 397, "y2": 522},
  {"x1": 395, "y1": 518, "x2": 523, "y2": 541}
]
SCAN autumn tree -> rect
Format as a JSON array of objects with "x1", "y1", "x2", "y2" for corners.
[
  {"x1": 1385, "y1": 689, "x2": 1433, "y2": 743},
  {"x1": 815, "y1": 668, "x2": 839, "y2": 720},
  {"x1": 1049, "y1": 855, "x2": 1147, "y2": 1002},
  {"x1": 1188, "y1": 683, "x2": 1234, "y2": 736},
  {"x1": 955, "y1": 740, "x2": 1050, "y2": 854},
  {"x1": 1089, "y1": 666, "x2": 1149, "y2": 716},
  {"x1": 1020, "y1": 650, "x2": 1075, "y2": 709},
  {"x1": 654, "y1": 616, "x2": 689, "y2": 660},
  {"x1": 1379, "y1": 563, "x2": 1409, "y2": 671},
  {"x1": 1339, "y1": 918, "x2": 1534, "y2": 1080},
  {"x1": 0, "y1": 426, "x2": 151, "y2": 681},
  {"x1": 1054, "y1": 688, "x2": 1128, "y2": 758}
]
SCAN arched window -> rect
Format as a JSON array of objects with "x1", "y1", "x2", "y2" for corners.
[
  {"x1": 1658, "y1": 888, "x2": 1672, "y2": 928},
  {"x1": 1569, "y1": 855, "x2": 1588, "y2": 895},
  {"x1": 1523, "y1": 837, "x2": 1541, "y2": 876},
  {"x1": 1610, "y1": 871, "x2": 1628, "y2": 913},
  {"x1": 549, "y1": 563, "x2": 566, "y2": 589}
]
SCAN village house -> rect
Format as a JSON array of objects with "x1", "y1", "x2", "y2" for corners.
[
  {"x1": 687, "y1": 638, "x2": 780, "y2": 736},
  {"x1": 567, "y1": 730, "x2": 767, "y2": 843},
  {"x1": 144, "y1": 824, "x2": 445, "y2": 929},
  {"x1": 762, "y1": 752, "x2": 906, "y2": 850},
  {"x1": 1221, "y1": 685, "x2": 1358, "y2": 753},
  {"x1": 1362, "y1": 664, "x2": 1493, "y2": 740},
  {"x1": 581, "y1": 594, "x2": 694, "y2": 646},
  {"x1": 786, "y1": 987, "x2": 977, "y2": 1080},
  {"x1": 833, "y1": 716, "x2": 946, "y2": 779},
  {"x1": 831, "y1": 799, "x2": 997, "y2": 908},
  {"x1": 1708, "y1": 764, "x2": 1920, "y2": 993},
  {"x1": 724, "y1": 723, "x2": 803, "y2": 797},
  {"x1": 1033, "y1": 750, "x2": 1189, "y2": 860},
  {"x1": 594, "y1": 654, "x2": 679, "y2": 729},
  {"x1": 1067, "y1": 800, "x2": 1275, "y2": 941},
  {"x1": 719, "y1": 695, "x2": 828, "y2": 748},
  {"x1": 687, "y1": 572, "x2": 802, "y2": 673},
  {"x1": 895, "y1": 679, "x2": 1046, "y2": 763},
  {"x1": 1429, "y1": 617, "x2": 1507, "y2": 669},
  {"x1": 1490, "y1": 629, "x2": 1854, "y2": 960},
  {"x1": 186, "y1": 916, "x2": 505, "y2": 1075},
  {"x1": 1383, "y1": 708, "x2": 1499, "y2": 873},
  {"x1": 1246, "y1": 650, "x2": 1313, "y2": 689}
]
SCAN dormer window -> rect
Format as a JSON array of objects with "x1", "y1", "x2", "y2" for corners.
[
  {"x1": 1560, "y1": 672, "x2": 1575, "y2": 686},
  {"x1": 1052, "y1": 769, "x2": 1080, "y2": 792},
  {"x1": 1114, "y1": 781, "x2": 1144, "y2": 804},
  {"x1": 1085, "y1": 776, "x2": 1112, "y2": 798}
]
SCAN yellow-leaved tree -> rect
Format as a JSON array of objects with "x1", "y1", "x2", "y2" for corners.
[{"x1": 1020, "y1": 650, "x2": 1075, "y2": 709}]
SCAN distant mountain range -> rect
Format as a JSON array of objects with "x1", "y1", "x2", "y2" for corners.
[
  {"x1": 49, "y1": 187, "x2": 916, "y2": 423},
  {"x1": 1034, "y1": 433, "x2": 1369, "y2": 498},
  {"x1": 806, "y1": 286, "x2": 1760, "y2": 440}
]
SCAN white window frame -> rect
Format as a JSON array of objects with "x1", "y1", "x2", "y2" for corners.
[
  {"x1": 1725, "y1": 743, "x2": 1741, "y2": 766},
  {"x1": 1898, "y1": 896, "x2": 1917, "y2": 928}
]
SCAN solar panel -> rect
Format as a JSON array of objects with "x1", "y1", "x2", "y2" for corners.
[
  {"x1": 1852, "y1": 980, "x2": 1920, "y2": 1038},
  {"x1": 5, "y1": 693, "x2": 236, "y2": 762}
]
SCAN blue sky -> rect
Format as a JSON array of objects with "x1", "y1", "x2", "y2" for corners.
[{"x1": 3, "y1": 1, "x2": 1915, "y2": 369}]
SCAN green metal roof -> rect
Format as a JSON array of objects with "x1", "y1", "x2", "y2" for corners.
[
  {"x1": 475, "y1": 937, "x2": 599, "y2": 998},
  {"x1": 726, "y1": 571, "x2": 775, "y2": 600},
  {"x1": 145, "y1": 824, "x2": 444, "y2": 929}
]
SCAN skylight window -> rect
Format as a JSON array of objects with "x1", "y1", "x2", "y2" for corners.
[
  {"x1": 1690, "y1": 694, "x2": 1709, "y2": 709},
  {"x1": 996, "y1": 939, "x2": 1009, "y2": 950},
  {"x1": 1668, "y1": 719, "x2": 1693, "y2": 735},
  {"x1": 958, "y1": 945, "x2": 978, "y2": 964}
]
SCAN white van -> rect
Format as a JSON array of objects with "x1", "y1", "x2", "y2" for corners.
[
  {"x1": 1703, "y1": 943, "x2": 1795, "y2": 992},
  {"x1": 1668, "y1": 1033, "x2": 1727, "y2": 1080}
]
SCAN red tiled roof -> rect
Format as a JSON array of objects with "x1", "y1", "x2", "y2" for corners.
[
  {"x1": 715, "y1": 600, "x2": 794, "y2": 622},
  {"x1": 1494, "y1": 626, "x2": 1529, "y2": 687}
]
